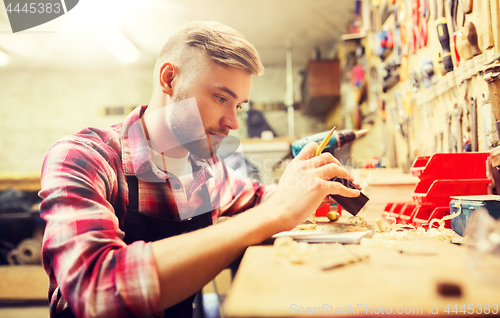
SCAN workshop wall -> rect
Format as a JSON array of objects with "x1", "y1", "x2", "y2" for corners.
[
  {"x1": 250, "y1": 66, "x2": 303, "y2": 103},
  {"x1": 330, "y1": 0, "x2": 500, "y2": 171},
  {"x1": 0, "y1": 65, "x2": 319, "y2": 173},
  {"x1": 0, "y1": 67, "x2": 153, "y2": 173}
]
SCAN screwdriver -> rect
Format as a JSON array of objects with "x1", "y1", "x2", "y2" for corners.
[{"x1": 436, "y1": 0, "x2": 453, "y2": 73}]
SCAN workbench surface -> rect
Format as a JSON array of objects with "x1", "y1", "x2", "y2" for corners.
[
  {"x1": 223, "y1": 233, "x2": 500, "y2": 317},
  {"x1": 223, "y1": 170, "x2": 500, "y2": 317}
]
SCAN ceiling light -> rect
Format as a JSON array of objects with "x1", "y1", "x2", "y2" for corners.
[
  {"x1": 0, "y1": 51, "x2": 9, "y2": 66},
  {"x1": 93, "y1": 25, "x2": 139, "y2": 64},
  {"x1": 66, "y1": 0, "x2": 139, "y2": 64}
]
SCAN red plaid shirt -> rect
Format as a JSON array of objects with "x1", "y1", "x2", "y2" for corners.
[{"x1": 39, "y1": 105, "x2": 274, "y2": 318}]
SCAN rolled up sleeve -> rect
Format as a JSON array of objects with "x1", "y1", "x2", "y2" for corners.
[
  {"x1": 218, "y1": 165, "x2": 277, "y2": 217},
  {"x1": 40, "y1": 137, "x2": 160, "y2": 318}
]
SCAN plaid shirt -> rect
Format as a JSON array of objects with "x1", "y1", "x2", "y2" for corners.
[{"x1": 39, "y1": 105, "x2": 274, "y2": 318}]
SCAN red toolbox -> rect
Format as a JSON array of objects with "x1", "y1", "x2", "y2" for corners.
[
  {"x1": 411, "y1": 153, "x2": 490, "y2": 179},
  {"x1": 383, "y1": 153, "x2": 491, "y2": 229}
]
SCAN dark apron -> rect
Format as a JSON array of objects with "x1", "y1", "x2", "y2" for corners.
[{"x1": 54, "y1": 175, "x2": 213, "y2": 318}]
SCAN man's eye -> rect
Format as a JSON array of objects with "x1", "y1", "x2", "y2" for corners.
[
  {"x1": 236, "y1": 104, "x2": 242, "y2": 110},
  {"x1": 216, "y1": 96, "x2": 227, "y2": 103}
]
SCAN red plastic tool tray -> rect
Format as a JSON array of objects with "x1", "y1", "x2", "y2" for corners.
[
  {"x1": 383, "y1": 153, "x2": 491, "y2": 229},
  {"x1": 411, "y1": 153, "x2": 490, "y2": 179}
]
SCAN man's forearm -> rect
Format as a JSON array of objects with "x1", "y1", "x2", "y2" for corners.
[
  {"x1": 151, "y1": 142, "x2": 361, "y2": 312},
  {"x1": 151, "y1": 202, "x2": 281, "y2": 311}
]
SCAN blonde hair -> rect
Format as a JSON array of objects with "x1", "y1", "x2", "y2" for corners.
[{"x1": 157, "y1": 21, "x2": 264, "y2": 76}]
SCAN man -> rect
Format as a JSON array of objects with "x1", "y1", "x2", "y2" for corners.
[{"x1": 39, "y1": 21, "x2": 360, "y2": 318}]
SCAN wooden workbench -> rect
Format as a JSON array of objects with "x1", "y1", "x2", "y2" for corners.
[
  {"x1": 223, "y1": 170, "x2": 500, "y2": 317},
  {"x1": 223, "y1": 232, "x2": 500, "y2": 317}
]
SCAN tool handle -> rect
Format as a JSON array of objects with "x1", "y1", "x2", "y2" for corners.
[
  {"x1": 463, "y1": 0, "x2": 472, "y2": 14},
  {"x1": 436, "y1": 17, "x2": 453, "y2": 72},
  {"x1": 436, "y1": 18, "x2": 451, "y2": 52},
  {"x1": 456, "y1": 31, "x2": 473, "y2": 60},
  {"x1": 466, "y1": 22, "x2": 481, "y2": 57}
]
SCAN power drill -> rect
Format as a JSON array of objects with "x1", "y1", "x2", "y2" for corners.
[
  {"x1": 291, "y1": 129, "x2": 368, "y2": 157},
  {"x1": 291, "y1": 128, "x2": 369, "y2": 216}
]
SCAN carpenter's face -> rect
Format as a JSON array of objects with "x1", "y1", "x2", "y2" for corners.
[{"x1": 169, "y1": 62, "x2": 252, "y2": 159}]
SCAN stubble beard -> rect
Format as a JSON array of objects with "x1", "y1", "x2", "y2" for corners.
[{"x1": 169, "y1": 91, "x2": 226, "y2": 160}]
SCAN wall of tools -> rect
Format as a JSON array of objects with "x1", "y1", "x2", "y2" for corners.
[{"x1": 336, "y1": 0, "x2": 500, "y2": 172}]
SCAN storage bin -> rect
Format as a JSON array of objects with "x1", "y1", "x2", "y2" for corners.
[
  {"x1": 383, "y1": 153, "x2": 492, "y2": 230},
  {"x1": 411, "y1": 153, "x2": 490, "y2": 180},
  {"x1": 450, "y1": 195, "x2": 500, "y2": 236}
]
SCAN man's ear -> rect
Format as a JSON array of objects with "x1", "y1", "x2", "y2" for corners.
[{"x1": 159, "y1": 62, "x2": 176, "y2": 96}]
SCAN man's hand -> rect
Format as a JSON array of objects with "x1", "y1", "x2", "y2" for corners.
[
  {"x1": 263, "y1": 142, "x2": 360, "y2": 232},
  {"x1": 151, "y1": 142, "x2": 361, "y2": 311}
]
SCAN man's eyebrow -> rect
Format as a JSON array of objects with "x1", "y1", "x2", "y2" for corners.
[{"x1": 215, "y1": 85, "x2": 249, "y2": 104}]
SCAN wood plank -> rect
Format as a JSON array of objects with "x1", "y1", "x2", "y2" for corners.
[
  {"x1": 0, "y1": 265, "x2": 48, "y2": 300},
  {"x1": 0, "y1": 306, "x2": 48, "y2": 318},
  {"x1": 0, "y1": 173, "x2": 41, "y2": 192},
  {"x1": 224, "y1": 235, "x2": 500, "y2": 317}
]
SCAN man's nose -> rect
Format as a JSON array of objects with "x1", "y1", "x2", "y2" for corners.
[{"x1": 221, "y1": 110, "x2": 240, "y2": 131}]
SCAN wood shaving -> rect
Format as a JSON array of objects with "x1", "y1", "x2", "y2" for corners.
[
  {"x1": 293, "y1": 214, "x2": 317, "y2": 231},
  {"x1": 410, "y1": 202, "x2": 463, "y2": 242},
  {"x1": 371, "y1": 206, "x2": 462, "y2": 243},
  {"x1": 274, "y1": 237, "x2": 369, "y2": 269},
  {"x1": 273, "y1": 236, "x2": 325, "y2": 264},
  {"x1": 305, "y1": 214, "x2": 316, "y2": 224},
  {"x1": 414, "y1": 227, "x2": 461, "y2": 242},
  {"x1": 349, "y1": 216, "x2": 367, "y2": 226},
  {"x1": 345, "y1": 225, "x2": 369, "y2": 232},
  {"x1": 429, "y1": 203, "x2": 462, "y2": 232},
  {"x1": 295, "y1": 223, "x2": 318, "y2": 230},
  {"x1": 321, "y1": 252, "x2": 370, "y2": 270},
  {"x1": 375, "y1": 217, "x2": 415, "y2": 233},
  {"x1": 360, "y1": 231, "x2": 411, "y2": 249}
]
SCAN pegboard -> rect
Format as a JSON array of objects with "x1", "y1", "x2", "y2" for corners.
[{"x1": 354, "y1": 0, "x2": 500, "y2": 170}]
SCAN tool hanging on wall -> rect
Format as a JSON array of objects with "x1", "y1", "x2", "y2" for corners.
[
  {"x1": 475, "y1": 0, "x2": 494, "y2": 52},
  {"x1": 466, "y1": 22, "x2": 482, "y2": 57},
  {"x1": 420, "y1": 59, "x2": 435, "y2": 88},
  {"x1": 376, "y1": 30, "x2": 394, "y2": 60},
  {"x1": 470, "y1": 96, "x2": 478, "y2": 152},
  {"x1": 430, "y1": 0, "x2": 438, "y2": 20},
  {"x1": 394, "y1": 93, "x2": 413, "y2": 170},
  {"x1": 463, "y1": 0, "x2": 472, "y2": 14},
  {"x1": 413, "y1": 0, "x2": 429, "y2": 52},
  {"x1": 398, "y1": 1, "x2": 409, "y2": 79},
  {"x1": 461, "y1": 81, "x2": 472, "y2": 152},
  {"x1": 453, "y1": 103, "x2": 463, "y2": 153},
  {"x1": 368, "y1": 67, "x2": 379, "y2": 114},
  {"x1": 491, "y1": 0, "x2": 500, "y2": 56},
  {"x1": 446, "y1": 112, "x2": 453, "y2": 152},
  {"x1": 410, "y1": 69, "x2": 421, "y2": 92},
  {"x1": 379, "y1": 99, "x2": 387, "y2": 160},
  {"x1": 436, "y1": 0, "x2": 454, "y2": 73},
  {"x1": 382, "y1": 60, "x2": 400, "y2": 92},
  {"x1": 449, "y1": 0, "x2": 465, "y2": 33},
  {"x1": 483, "y1": 63, "x2": 500, "y2": 142},
  {"x1": 449, "y1": 0, "x2": 465, "y2": 66},
  {"x1": 391, "y1": 3, "x2": 402, "y2": 64},
  {"x1": 456, "y1": 30, "x2": 473, "y2": 61},
  {"x1": 480, "y1": 92, "x2": 498, "y2": 150}
]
